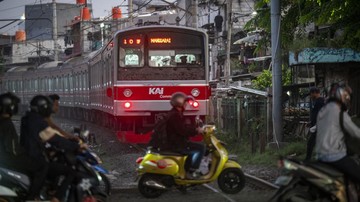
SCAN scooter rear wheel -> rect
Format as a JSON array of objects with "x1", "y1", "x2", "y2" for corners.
[
  {"x1": 218, "y1": 168, "x2": 245, "y2": 194},
  {"x1": 138, "y1": 174, "x2": 164, "y2": 198}
]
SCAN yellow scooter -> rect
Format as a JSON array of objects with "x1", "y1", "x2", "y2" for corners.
[{"x1": 135, "y1": 122, "x2": 245, "y2": 198}]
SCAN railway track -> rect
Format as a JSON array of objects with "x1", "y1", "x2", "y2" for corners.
[{"x1": 245, "y1": 173, "x2": 279, "y2": 191}]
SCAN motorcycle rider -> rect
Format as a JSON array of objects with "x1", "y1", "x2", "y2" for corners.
[
  {"x1": 20, "y1": 95, "x2": 87, "y2": 202},
  {"x1": 316, "y1": 83, "x2": 360, "y2": 182},
  {"x1": 305, "y1": 87, "x2": 325, "y2": 161},
  {"x1": 0, "y1": 92, "x2": 48, "y2": 201},
  {"x1": 46, "y1": 94, "x2": 79, "y2": 140},
  {"x1": 166, "y1": 92, "x2": 205, "y2": 178}
]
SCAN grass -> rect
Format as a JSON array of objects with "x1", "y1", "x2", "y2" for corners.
[{"x1": 216, "y1": 131, "x2": 307, "y2": 166}]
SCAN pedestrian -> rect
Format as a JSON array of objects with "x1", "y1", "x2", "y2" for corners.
[{"x1": 305, "y1": 87, "x2": 325, "y2": 161}]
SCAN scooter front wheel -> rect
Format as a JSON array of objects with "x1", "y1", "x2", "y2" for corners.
[
  {"x1": 218, "y1": 168, "x2": 245, "y2": 194},
  {"x1": 138, "y1": 174, "x2": 164, "y2": 198}
]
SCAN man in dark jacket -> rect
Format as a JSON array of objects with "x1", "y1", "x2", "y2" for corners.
[
  {"x1": 305, "y1": 87, "x2": 325, "y2": 160},
  {"x1": 46, "y1": 94, "x2": 79, "y2": 140},
  {"x1": 0, "y1": 92, "x2": 47, "y2": 200},
  {"x1": 166, "y1": 92, "x2": 205, "y2": 177},
  {"x1": 20, "y1": 95, "x2": 86, "y2": 202}
]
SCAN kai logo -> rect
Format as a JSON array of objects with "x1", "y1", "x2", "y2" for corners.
[{"x1": 149, "y1": 87, "x2": 164, "y2": 95}]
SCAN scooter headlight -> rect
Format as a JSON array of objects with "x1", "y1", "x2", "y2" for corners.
[{"x1": 283, "y1": 160, "x2": 298, "y2": 170}]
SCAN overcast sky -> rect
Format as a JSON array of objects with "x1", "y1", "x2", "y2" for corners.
[{"x1": 0, "y1": 0, "x2": 129, "y2": 34}]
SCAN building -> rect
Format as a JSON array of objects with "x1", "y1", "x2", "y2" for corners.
[{"x1": 25, "y1": 3, "x2": 85, "y2": 40}]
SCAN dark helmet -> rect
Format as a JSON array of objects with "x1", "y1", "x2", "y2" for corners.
[
  {"x1": 328, "y1": 83, "x2": 352, "y2": 109},
  {"x1": 48, "y1": 94, "x2": 60, "y2": 102},
  {"x1": 0, "y1": 92, "x2": 20, "y2": 116},
  {"x1": 30, "y1": 95, "x2": 53, "y2": 117},
  {"x1": 170, "y1": 92, "x2": 194, "y2": 108}
]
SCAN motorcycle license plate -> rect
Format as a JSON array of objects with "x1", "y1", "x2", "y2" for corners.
[{"x1": 274, "y1": 176, "x2": 293, "y2": 186}]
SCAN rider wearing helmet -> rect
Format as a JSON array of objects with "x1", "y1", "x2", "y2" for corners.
[
  {"x1": 166, "y1": 92, "x2": 205, "y2": 177},
  {"x1": 316, "y1": 83, "x2": 360, "y2": 182},
  {"x1": 20, "y1": 95, "x2": 85, "y2": 202},
  {"x1": 0, "y1": 92, "x2": 48, "y2": 201}
]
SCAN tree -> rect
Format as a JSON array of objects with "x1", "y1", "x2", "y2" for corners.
[
  {"x1": 246, "y1": 0, "x2": 360, "y2": 51},
  {"x1": 253, "y1": 65, "x2": 291, "y2": 90}
]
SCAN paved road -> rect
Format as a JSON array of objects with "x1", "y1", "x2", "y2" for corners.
[{"x1": 110, "y1": 186, "x2": 274, "y2": 202}]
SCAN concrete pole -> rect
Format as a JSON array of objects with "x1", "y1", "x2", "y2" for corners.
[
  {"x1": 224, "y1": 0, "x2": 232, "y2": 86},
  {"x1": 52, "y1": 0, "x2": 58, "y2": 61},
  {"x1": 128, "y1": 0, "x2": 133, "y2": 25},
  {"x1": 271, "y1": 0, "x2": 283, "y2": 143},
  {"x1": 192, "y1": 0, "x2": 198, "y2": 28}
]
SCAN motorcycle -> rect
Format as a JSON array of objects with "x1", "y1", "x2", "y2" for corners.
[
  {"x1": 270, "y1": 157, "x2": 359, "y2": 202},
  {"x1": 74, "y1": 128, "x2": 111, "y2": 195},
  {"x1": 77, "y1": 149, "x2": 111, "y2": 195},
  {"x1": 0, "y1": 146, "x2": 108, "y2": 202},
  {"x1": 135, "y1": 120, "x2": 246, "y2": 198}
]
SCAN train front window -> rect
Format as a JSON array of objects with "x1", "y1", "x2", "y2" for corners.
[
  {"x1": 119, "y1": 35, "x2": 144, "y2": 67},
  {"x1": 148, "y1": 50, "x2": 202, "y2": 67}
]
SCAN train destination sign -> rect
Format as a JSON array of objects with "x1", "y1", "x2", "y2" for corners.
[
  {"x1": 149, "y1": 38, "x2": 172, "y2": 44},
  {"x1": 122, "y1": 38, "x2": 142, "y2": 45}
]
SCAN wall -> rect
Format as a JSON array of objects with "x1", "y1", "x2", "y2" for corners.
[
  {"x1": 25, "y1": 3, "x2": 81, "y2": 40},
  {"x1": 10, "y1": 39, "x2": 66, "y2": 63}
]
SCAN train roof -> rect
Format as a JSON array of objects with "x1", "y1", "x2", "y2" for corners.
[
  {"x1": 113, "y1": 25, "x2": 207, "y2": 36},
  {"x1": 6, "y1": 66, "x2": 33, "y2": 72},
  {"x1": 37, "y1": 61, "x2": 63, "y2": 69}
]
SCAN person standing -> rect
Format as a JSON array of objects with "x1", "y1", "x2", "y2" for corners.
[{"x1": 305, "y1": 87, "x2": 325, "y2": 161}]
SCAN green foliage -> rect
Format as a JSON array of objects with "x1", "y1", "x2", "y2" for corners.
[
  {"x1": 230, "y1": 58, "x2": 243, "y2": 70},
  {"x1": 252, "y1": 65, "x2": 291, "y2": 90},
  {"x1": 217, "y1": 131, "x2": 306, "y2": 165},
  {"x1": 246, "y1": 0, "x2": 360, "y2": 51},
  {"x1": 252, "y1": 69, "x2": 272, "y2": 90}
]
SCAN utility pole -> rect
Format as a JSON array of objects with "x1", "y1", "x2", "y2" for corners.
[
  {"x1": 271, "y1": 0, "x2": 283, "y2": 143},
  {"x1": 128, "y1": 0, "x2": 133, "y2": 25},
  {"x1": 192, "y1": 0, "x2": 198, "y2": 28},
  {"x1": 224, "y1": 0, "x2": 232, "y2": 86},
  {"x1": 52, "y1": 0, "x2": 58, "y2": 61}
]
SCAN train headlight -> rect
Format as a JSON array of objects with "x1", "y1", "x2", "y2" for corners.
[
  {"x1": 191, "y1": 88, "x2": 200, "y2": 97},
  {"x1": 124, "y1": 102, "x2": 132, "y2": 109},
  {"x1": 192, "y1": 101, "x2": 199, "y2": 108},
  {"x1": 123, "y1": 89, "x2": 133, "y2": 97}
]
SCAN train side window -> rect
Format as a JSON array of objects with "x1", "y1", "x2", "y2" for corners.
[
  {"x1": 69, "y1": 75, "x2": 73, "y2": 92},
  {"x1": 64, "y1": 75, "x2": 68, "y2": 92},
  {"x1": 119, "y1": 47, "x2": 144, "y2": 67},
  {"x1": 35, "y1": 79, "x2": 38, "y2": 92}
]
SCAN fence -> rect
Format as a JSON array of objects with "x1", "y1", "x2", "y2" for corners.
[{"x1": 212, "y1": 95, "x2": 269, "y2": 153}]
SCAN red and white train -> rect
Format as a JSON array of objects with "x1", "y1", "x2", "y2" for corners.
[{"x1": 2, "y1": 26, "x2": 210, "y2": 143}]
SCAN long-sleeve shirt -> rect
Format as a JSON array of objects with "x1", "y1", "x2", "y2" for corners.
[
  {"x1": 166, "y1": 108, "x2": 198, "y2": 150},
  {"x1": 310, "y1": 97, "x2": 325, "y2": 127},
  {"x1": 316, "y1": 102, "x2": 360, "y2": 162},
  {"x1": 0, "y1": 117, "x2": 25, "y2": 158}
]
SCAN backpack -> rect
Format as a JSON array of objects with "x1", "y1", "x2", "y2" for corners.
[
  {"x1": 339, "y1": 110, "x2": 360, "y2": 155},
  {"x1": 148, "y1": 115, "x2": 170, "y2": 150}
]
